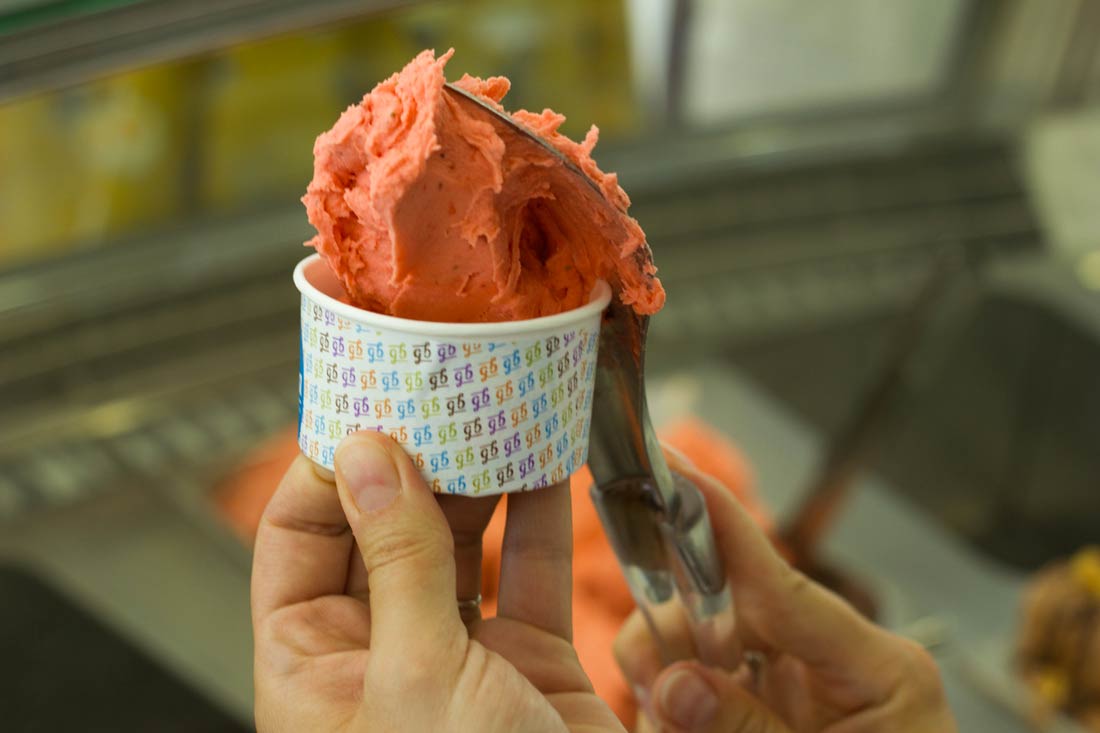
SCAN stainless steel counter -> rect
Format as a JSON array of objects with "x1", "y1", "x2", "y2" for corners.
[{"x1": 0, "y1": 481, "x2": 255, "y2": 722}]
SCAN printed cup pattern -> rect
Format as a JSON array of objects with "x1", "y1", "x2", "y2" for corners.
[{"x1": 298, "y1": 293, "x2": 601, "y2": 495}]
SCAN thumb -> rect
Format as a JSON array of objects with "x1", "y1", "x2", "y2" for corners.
[
  {"x1": 334, "y1": 431, "x2": 464, "y2": 666},
  {"x1": 652, "y1": 662, "x2": 790, "y2": 733}
]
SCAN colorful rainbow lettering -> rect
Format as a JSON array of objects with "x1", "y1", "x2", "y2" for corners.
[{"x1": 298, "y1": 295, "x2": 599, "y2": 495}]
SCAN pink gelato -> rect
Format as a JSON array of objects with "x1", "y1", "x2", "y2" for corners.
[{"x1": 302, "y1": 49, "x2": 664, "y2": 323}]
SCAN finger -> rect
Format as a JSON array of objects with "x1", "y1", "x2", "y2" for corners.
[
  {"x1": 615, "y1": 611, "x2": 662, "y2": 699},
  {"x1": 497, "y1": 480, "x2": 572, "y2": 640},
  {"x1": 251, "y1": 455, "x2": 353, "y2": 625},
  {"x1": 614, "y1": 604, "x2": 696, "y2": 695},
  {"x1": 635, "y1": 710, "x2": 660, "y2": 733},
  {"x1": 437, "y1": 494, "x2": 500, "y2": 622},
  {"x1": 334, "y1": 432, "x2": 465, "y2": 667},
  {"x1": 653, "y1": 662, "x2": 791, "y2": 733},
  {"x1": 664, "y1": 451, "x2": 896, "y2": 677}
]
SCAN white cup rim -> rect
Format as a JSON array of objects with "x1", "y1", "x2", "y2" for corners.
[{"x1": 294, "y1": 254, "x2": 612, "y2": 337}]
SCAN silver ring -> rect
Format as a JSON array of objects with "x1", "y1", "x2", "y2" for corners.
[
  {"x1": 457, "y1": 594, "x2": 482, "y2": 613},
  {"x1": 744, "y1": 650, "x2": 767, "y2": 685}
]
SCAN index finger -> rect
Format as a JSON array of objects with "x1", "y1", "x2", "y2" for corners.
[
  {"x1": 251, "y1": 455, "x2": 354, "y2": 626},
  {"x1": 665, "y1": 451, "x2": 896, "y2": 677}
]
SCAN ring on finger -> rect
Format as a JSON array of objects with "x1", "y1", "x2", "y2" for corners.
[
  {"x1": 457, "y1": 594, "x2": 482, "y2": 615},
  {"x1": 744, "y1": 650, "x2": 767, "y2": 685}
]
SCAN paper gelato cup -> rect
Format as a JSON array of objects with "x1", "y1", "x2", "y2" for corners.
[{"x1": 293, "y1": 254, "x2": 610, "y2": 495}]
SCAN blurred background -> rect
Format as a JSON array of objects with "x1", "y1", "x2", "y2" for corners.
[{"x1": 1, "y1": 0, "x2": 1099, "y2": 730}]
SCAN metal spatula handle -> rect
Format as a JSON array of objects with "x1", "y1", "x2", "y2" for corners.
[
  {"x1": 590, "y1": 471, "x2": 738, "y2": 669},
  {"x1": 587, "y1": 300, "x2": 738, "y2": 670}
]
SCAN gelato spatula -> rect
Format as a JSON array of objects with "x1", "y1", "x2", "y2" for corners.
[
  {"x1": 444, "y1": 82, "x2": 739, "y2": 671},
  {"x1": 443, "y1": 84, "x2": 604, "y2": 195}
]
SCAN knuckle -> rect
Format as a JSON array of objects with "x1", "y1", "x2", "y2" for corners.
[
  {"x1": 256, "y1": 613, "x2": 307, "y2": 672},
  {"x1": 901, "y1": 638, "x2": 933, "y2": 674},
  {"x1": 362, "y1": 523, "x2": 452, "y2": 573},
  {"x1": 767, "y1": 561, "x2": 814, "y2": 620},
  {"x1": 507, "y1": 533, "x2": 571, "y2": 567},
  {"x1": 779, "y1": 562, "x2": 812, "y2": 598},
  {"x1": 898, "y1": 638, "x2": 947, "y2": 700}
]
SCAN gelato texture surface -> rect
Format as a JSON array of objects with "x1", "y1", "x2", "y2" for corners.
[{"x1": 303, "y1": 49, "x2": 664, "y2": 322}]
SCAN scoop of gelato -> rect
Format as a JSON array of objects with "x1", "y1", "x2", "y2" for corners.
[{"x1": 303, "y1": 49, "x2": 664, "y2": 323}]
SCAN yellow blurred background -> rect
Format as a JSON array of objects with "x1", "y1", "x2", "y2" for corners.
[{"x1": 0, "y1": 0, "x2": 635, "y2": 264}]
